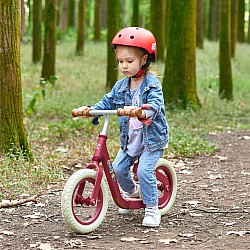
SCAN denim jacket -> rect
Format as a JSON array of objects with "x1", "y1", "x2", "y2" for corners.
[{"x1": 92, "y1": 73, "x2": 169, "y2": 152}]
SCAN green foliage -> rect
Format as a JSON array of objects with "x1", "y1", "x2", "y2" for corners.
[{"x1": 1, "y1": 40, "x2": 249, "y2": 200}]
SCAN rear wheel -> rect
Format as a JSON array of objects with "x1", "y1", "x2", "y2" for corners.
[
  {"x1": 155, "y1": 158, "x2": 177, "y2": 215},
  {"x1": 61, "y1": 169, "x2": 108, "y2": 234}
]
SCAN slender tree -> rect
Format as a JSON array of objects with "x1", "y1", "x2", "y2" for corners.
[
  {"x1": 196, "y1": 0, "x2": 204, "y2": 49},
  {"x1": 219, "y1": 0, "x2": 233, "y2": 100},
  {"x1": 237, "y1": 0, "x2": 245, "y2": 43},
  {"x1": 20, "y1": 0, "x2": 25, "y2": 41},
  {"x1": 163, "y1": 0, "x2": 200, "y2": 108},
  {"x1": 150, "y1": 0, "x2": 165, "y2": 61},
  {"x1": 106, "y1": 0, "x2": 119, "y2": 90},
  {"x1": 67, "y1": 0, "x2": 75, "y2": 29},
  {"x1": 76, "y1": 0, "x2": 86, "y2": 55},
  {"x1": 0, "y1": 0, "x2": 32, "y2": 158},
  {"x1": 94, "y1": 0, "x2": 102, "y2": 41},
  {"x1": 41, "y1": 0, "x2": 58, "y2": 81},
  {"x1": 32, "y1": 0, "x2": 42, "y2": 63},
  {"x1": 231, "y1": 0, "x2": 238, "y2": 57},
  {"x1": 208, "y1": 0, "x2": 220, "y2": 41},
  {"x1": 248, "y1": 1, "x2": 250, "y2": 44},
  {"x1": 60, "y1": 0, "x2": 68, "y2": 33},
  {"x1": 131, "y1": 0, "x2": 140, "y2": 26}
]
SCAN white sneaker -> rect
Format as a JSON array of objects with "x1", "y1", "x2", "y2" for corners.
[
  {"x1": 142, "y1": 207, "x2": 161, "y2": 227},
  {"x1": 118, "y1": 184, "x2": 140, "y2": 214}
]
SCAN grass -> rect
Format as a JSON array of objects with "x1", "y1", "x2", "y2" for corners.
[{"x1": 0, "y1": 40, "x2": 250, "y2": 200}]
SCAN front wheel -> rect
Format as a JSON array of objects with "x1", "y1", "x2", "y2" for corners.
[
  {"x1": 156, "y1": 158, "x2": 177, "y2": 215},
  {"x1": 61, "y1": 169, "x2": 109, "y2": 234}
]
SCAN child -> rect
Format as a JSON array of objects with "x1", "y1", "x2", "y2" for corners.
[{"x1": 76, "y1": 27, "x2": 169, "y2": 227}]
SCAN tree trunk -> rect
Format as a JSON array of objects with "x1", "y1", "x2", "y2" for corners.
[
  {"x1": 196, "y1": 0, "x2": 204, "y2": 49},
  {"x1": 94, "y1": 0, "x2": 102, "y2": 41},
  {"x1": 230, "y1": 0, "x2": 238, "y2": 57},
  {"x1": 0, "y1": 0, "x2": 32, "y2": 159},
  {"x1": 219, "y1": 0, "x2": 233, "y2": 100},
  {"x1": 67, "y1": 0, "x2": 75, "y2": 29},
  {"x1": 248, "y1": 1, "x2": 250, "y2": 44},
  {"x1": 20, "y1": 0, "x2": 25, "y2": 41},
  {"x1": 76, "y1": 0, "x2": 86, "y2": 55},
  {"x1": 131, "y1": 0, "x2": 140, "y2": 26},
  {"x1": 60, "y1": 0, "x2": 68, "y2": 33},
  {"x1": 208, "y1": 0, "x2": 220, "y2": 41},
  {"x1": 106, "y1": 0, "x2": 119, "y2": 90},
  {"x1": 150, "y1": 0, "x2": 165, "y2": 61},
  {"x1": 41, "y1": 0, "x2": 57, "y2": 81},
  {"x1": 237, "y1": 0, "x2": 245, "y2": 43},
  {"x1": 32, "y1": 0, "x2": 42, "y2": 63},
  {"x1": 163, "y1": 0, "x2": 200, "y2": 108}
]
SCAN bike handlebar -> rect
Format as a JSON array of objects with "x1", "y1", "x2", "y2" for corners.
[{"x1": 72, "y1": 108, "x2": 144, "y2": 118}]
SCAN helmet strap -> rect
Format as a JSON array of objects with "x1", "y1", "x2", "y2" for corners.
[{"x1": 132, "y1": 68, "x2": 143, "y2": 78}]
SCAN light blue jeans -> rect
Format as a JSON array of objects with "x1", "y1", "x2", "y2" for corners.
[{"x1": 112, "y1": 149, "x2": 163, "y2": 205}]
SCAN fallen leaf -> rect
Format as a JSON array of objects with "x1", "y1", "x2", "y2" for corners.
[
  {"x1": 38, "y1": 243, "x2": 52, "y2": 250},
  {"x1": 226, "y1": 231, "x2": 250, "y2": 236},
  {"x1": 215, "y1": 155, "x2": 228, "y2": 161},
  {"x1": 208, "y1": 174, "x2": 222, "y2": 180},
  {"x1": 1, "y1": 230, "x2": 14, "y2": 236},
  {"x1": 120, "y1": 237, "x2": 140, "y2": 242},
  {"x1": 158, "y1": 239, "x2": 177, "y2": 245},
  {"x1": 179, "y1": 233, "x2": 194, "y2": 238},
  {"x1": 184, "y1": 200, "x2": 201, "y2": 207}
]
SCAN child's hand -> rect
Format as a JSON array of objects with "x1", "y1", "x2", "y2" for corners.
[
  {"x1": 123, "y1": 106, "x2": 146, "y2": 118},
  {"x1": 72, "y1": 106, "x2": 92, "y2": 118}
]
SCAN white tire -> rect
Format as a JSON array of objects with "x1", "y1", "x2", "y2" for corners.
[
  {"x1": 155, "y1": 158, "x2": 177, "y2": 215},
  {"x1": 61, "y1": 169, "x2": 108, "y2": 234}
]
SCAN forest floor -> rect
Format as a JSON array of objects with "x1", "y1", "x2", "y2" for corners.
[{"x1": 0, "y1": 130, "x2": 250, "y2": 250}]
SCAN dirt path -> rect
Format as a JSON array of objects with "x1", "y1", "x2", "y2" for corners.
[{"x1": 1, "y1": 130, "x2": 250, "y2": 250}]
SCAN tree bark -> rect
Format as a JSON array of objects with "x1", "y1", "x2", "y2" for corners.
[
  {"x1": 150, "y1": 0, "x2": 165, "y2": 61},
  {"x1": 106, "y1": 0, "x2": 119, "y2": 90},
  {"x1": 163, "y1": 0, "x2": 200, "y2": 108},
  {"x1": 208, "y1": 0, "x2": 220, "y2": 41},
  {"x1": 32, "y1": 0, "x2": 42, "y2": 63},
  {"x1": 196, "y1": 0, "x2": 204, "y2": 49},
  {"x1": 0, "y1": 0, "x2": 32, "y2": 159},
  {"x1": 76, "y1": 0, "x2": 86, "y2": 55},
  {"x1": 67, "y1": 0, "x2": 75, "y2": 29},
  {"x1": 230, "y1": 0, "x2": 238, "y2": 57},
  {"x1": 60, "y1": 0, "x2": 68, "y2": 33},
  {"x1": 219, "y1": 0, "x2": 233, "y2": 100},
  {"x1": 131, "y1": 0, "x2": 140, "y2": 26},
  {"x1": 94, "y1": 0, "x2": 102, "y2": 41},
  {"x1": 41, "y1": 0, "x2": 58, "y2": 81},
  {"x1": 237, "y1": 0, "x2": 245, "y2": 43}
]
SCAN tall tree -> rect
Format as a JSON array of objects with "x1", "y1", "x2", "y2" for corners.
[
  {"x1": 20, "y1": 0, "x2": 25, "y2": 41},
  {"x1": 60, "y1": 0, "x2": 68, "y2": 33},
  {"x1": 248, "y1": 1, "x2": 250, "y2": 44},
  {"x1": 237, "y1": 0, "x2": 245, "y2": 43},
  {"x1": 208, "y1": 0, "x2": 220, "y2": 41},
  {"x1": 231, "y1": 0, "x2": 238, "y2": 57},
  {"x1": 163, "y1": 0, "x2": 200, "y2": 108},
  {"x1": 94, "y1": 0, "x2": 102, "y2": 41},
  {"x1": 67, "y1": 0, "x2": 75, "y2": 29},
  {"x1": 106, "y1": 0, "x2": 119, "y2": 90},
  {"x1": 219, "y1": 0, "x2": 233, "y2": 100},
  {"x1": 41, "y1": 0, "x2": 58, "y2": 81},
  {"x1": 150, "y1": 0, "x2": 165, "y2": 61},
  {"x1": 0, "y1": 0, "x2": 32, "y2": 158},
  {"x1": 32, "y1": 0, "x2": 42, "y2": 63},
  {"x1": 76, "y1": 0, "x2": 86, "y2": 55},
  {"x1": 196, "y1": 0, "x2": 204, "y2": 49},
  {"x1": 131, "y1": 0, "x2": 140, "y2": 26}
]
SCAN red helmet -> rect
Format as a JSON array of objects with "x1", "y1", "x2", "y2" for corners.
[{"x1": 111, "y1": 27, "x2": 157, "y2": 62}]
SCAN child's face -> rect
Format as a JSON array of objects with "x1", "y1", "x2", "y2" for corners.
[{"x1": 116, "y1": 46, "x2": 147, "y2": 78}]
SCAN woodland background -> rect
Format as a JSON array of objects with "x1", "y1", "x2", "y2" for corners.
[{"x1": 0, "y1": 0, "x2": 250, "y2": 200}]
